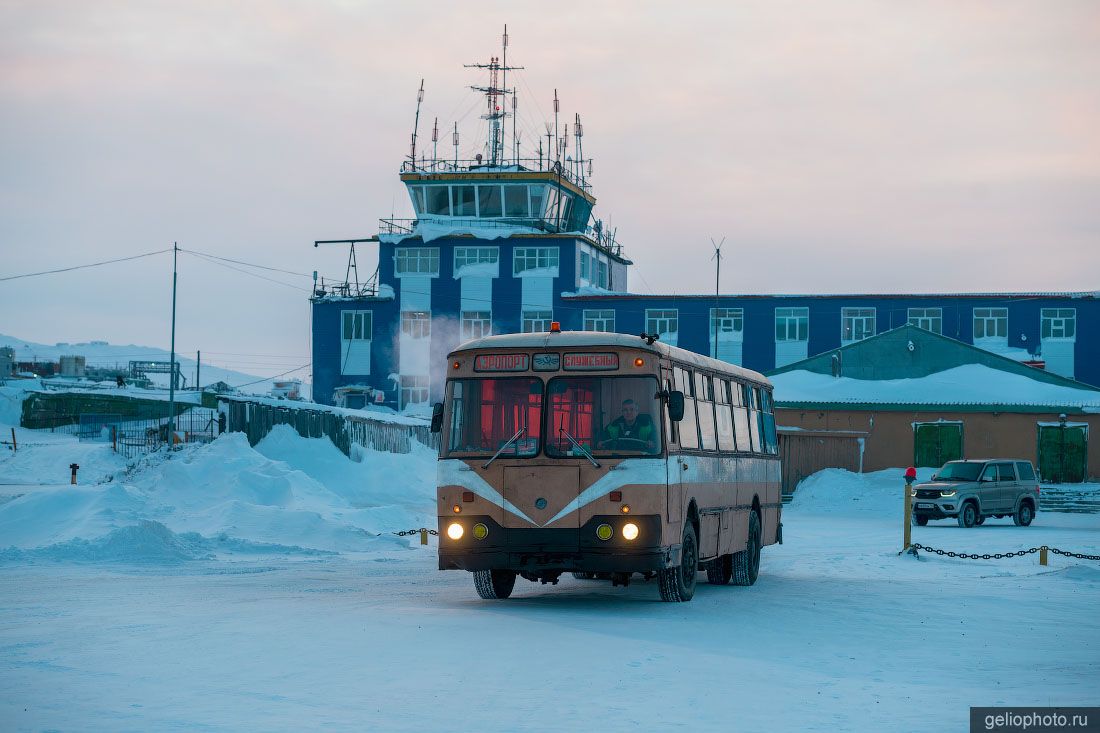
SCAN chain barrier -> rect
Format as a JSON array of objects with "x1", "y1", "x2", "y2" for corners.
[
  {"x1": 904, "y1": 543, "x2": 1100, "y2": 561},
  {"x1": 393, "y1": 528, "x2": 438, "y2": 537}
]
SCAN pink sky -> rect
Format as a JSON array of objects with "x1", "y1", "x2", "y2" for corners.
[{"x1": 1, "y1": 1, "x2": 1098, "y2": 378}]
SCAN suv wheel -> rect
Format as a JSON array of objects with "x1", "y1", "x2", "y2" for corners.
[
  {"x1": 1014, "y1": 501, "x2": 1035, "y2": 527},
  {"x1": 957, "y1": 502, "x2": 978, "y2": 528},
  {"x1": 974, "y1": 515, "x2": 986, "y2": 526}
]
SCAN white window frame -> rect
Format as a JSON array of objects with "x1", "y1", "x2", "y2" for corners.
[
  {"x1": 513, "y1": 246, "x2": 560, "y2": 276},
  {"x1": 646, "y1": 309, "x2": 679, "y2": 345},
  {"x1": 400, "y1": 311, "x2": 431, "y2": 339},
  {"x1": 973, "y1": 307, "x2": 1008, "y2": 340},
  {"x1": 461, "y1": 311, "x2": 492, "y2": 340},
  {"x1": 521, "y1": 310, "x2": 554, "y2": 333},
  {"x1": 583, "y1": 309, "x2": 616, "y2": 332},
  {"x1": 841, "y1": 307, "x2": 876, "y2": 344},
  {"x1": 454, "y1": 246, "x2": 499, "y2": 275},
  {"x1": 400, "y1": 375, "x2": 430, "y2": 406},
  {"x1": 395, "y1": 247, "x2": 440, "y2": 277},
  {"x1": 342, "y1": 310, "x2": 372, "y2": 341},
  {"x1": 908, "y1": 307, "x2": 943, "y2": 334},
  {"x1": 710, "y1": 308, "x2": 744, "y2": 340},
  {"x1": 775, "y1": 307, "x2": 809, "y2": 342},
  {"x1": 1041, "y1": 308, "x2": 1076, "y2": 340}
]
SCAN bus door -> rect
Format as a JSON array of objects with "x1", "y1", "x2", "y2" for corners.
[{"x1": 667, "y1": 370, "x2": 690, "y2": 526}]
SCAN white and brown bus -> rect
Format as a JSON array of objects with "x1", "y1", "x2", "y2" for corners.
[{"x1": 429, "y1": 326, "x2": 783, "y2": 602}]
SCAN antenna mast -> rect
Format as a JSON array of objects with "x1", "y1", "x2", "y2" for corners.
[
  {"x1": 431, "y1": 117, "x2": 439, "y2": 171},
  {"x1": 452, "y1": 122, "x2": 459, "y2": 168},
  {"x1": 465, "y1": 33, "x2": 523, "y2": 168},
  {"x1": 553, "y1": 89, "x2": 560, "y2": 165},
  {"x1": 711, "y1": 237, "x2": 726, "y2": 360},
  {"x1": 409, "y1": 79, "x2": 425, "y2": 169}
]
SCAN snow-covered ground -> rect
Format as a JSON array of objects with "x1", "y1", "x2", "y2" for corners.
[{"x1": 1, "y1": 427, "x2": 1097, "y2": 731}]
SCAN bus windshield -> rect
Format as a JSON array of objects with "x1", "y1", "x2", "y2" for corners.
[
  {"x1": 546, "y1": 376, "x2": 663, "y2": 458},
  {"x1": 446, "y1": 378, "x2": 543, "y2": 457}
]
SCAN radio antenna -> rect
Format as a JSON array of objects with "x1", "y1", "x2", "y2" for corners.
[
  {"x1": 711, "y1": 237, "x2": 726, "y2": 359},
  {"x1": 452, "y1": 122, "x2": 459, "y2": 168},
  {"x1": 431, "y1": 117, "x2": 439, "y2": 171},
  {"x1": 409, "y1": 79, "x2": 425, "y2": 168}
]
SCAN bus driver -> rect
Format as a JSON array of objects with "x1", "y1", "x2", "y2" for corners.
[{"x1": 598, "y1": 398, "x2": 656, "y2": 452}]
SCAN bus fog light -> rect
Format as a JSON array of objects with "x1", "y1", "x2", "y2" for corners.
[
  {"x1": 447, "y1": 523, "x2": 464, "y2": 540},
  {"x1": 620, "y1": 504, "x2": 631, "y2": 514},
  {"x1": 596, "y1": 523, "x2": 613, "y2": 541},
  {"x1": 473, "y1": 523, "x2": 488, "y2": 540},
  {"x1": 622, "y1": 523, "x2": 639, "y2": 541}
]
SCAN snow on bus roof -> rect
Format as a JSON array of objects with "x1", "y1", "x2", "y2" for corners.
[{"x1": 449, "y1": 331, "x2": 771, "y2": 385}]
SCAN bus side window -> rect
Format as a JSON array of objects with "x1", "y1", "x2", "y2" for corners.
[
  {"x1": 696, "y1": 374, "x2": 717, "y2": 451},
  {"x1": 715, "y1": 378, "x2": 736, "y2": 452},
  {"x1": 762, "y1": 388, "x2": 779, "y2": 455},
  {"x1": 731, "y1": 382, "x2": 752, "y2": 453},
  {"x1": 747, "y1": 385, "x2": 762, "y2": 454},
  {"x1": 675, "y1": 366, "x2": 700, "y2": 450}
]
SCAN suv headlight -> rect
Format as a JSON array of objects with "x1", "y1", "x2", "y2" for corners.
[{"x1": 939, "y1": 490, "x2": 956, "y2": 497}]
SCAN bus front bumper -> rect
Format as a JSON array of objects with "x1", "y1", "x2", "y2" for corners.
[{"x1": 437, "y1": 515, "x2": 674, "y2": 573}]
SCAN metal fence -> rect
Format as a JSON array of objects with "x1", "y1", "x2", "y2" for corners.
[
  {"x1": 221, "y1": 398, "x2": 437, "y2": 458},
  {"x1": 74, "y1": 409, "x2": 220, "y2": 459}
]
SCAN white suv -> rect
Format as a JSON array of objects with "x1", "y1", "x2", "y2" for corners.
[{"x1": 911, "y1": 459, "x2": 1041, "y2": 528}]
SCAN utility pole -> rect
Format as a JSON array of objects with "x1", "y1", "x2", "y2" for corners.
[
  {"x1": 196, "y1": 350, "x2": 200, "y2": 393},
  {"x1": 711, "y1": 237, "x2": 726, "y2": 360},
  {"x1": 168, "y1": 241, "x2": 178, "y2": 447}
]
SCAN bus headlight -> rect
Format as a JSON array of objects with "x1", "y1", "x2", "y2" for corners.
[
  {"x1": 622, "y1": 523, "x2": 639, "y2": 541},
  {"x1": 447, "y1": 523, "x2": 464, "y2": 540},
  {"x1": 596, "y1": 523, "x2": 613, "y2": 541},
  {"x1": 472, "y1": 523, "x2": 488, "y2": 540}
]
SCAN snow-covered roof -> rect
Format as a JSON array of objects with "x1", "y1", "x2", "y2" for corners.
[
  {"x1": 772, "y1": 364, "x2": 1100, "y2": 410},
  {"x1": 449, "y1": 330, "x2": 771, "y2": 385}
]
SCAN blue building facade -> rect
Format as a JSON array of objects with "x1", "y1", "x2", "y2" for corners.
[{"x1": 310, "y1": 221, "x2": 1100, "y2": 407}]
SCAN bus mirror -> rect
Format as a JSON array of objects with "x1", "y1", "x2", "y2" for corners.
[
  {"x1": 667, "y1": 391, "x2": 685, "y2": 422},
  {"x1": 430, "y1": 403, "x2": 444, "y2": 433}
]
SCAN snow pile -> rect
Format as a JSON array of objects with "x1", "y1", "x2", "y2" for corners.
[
  {"x1": 788, "y1": 466, "x2": 937, "y2": 515},
  {"x1": 0, "y1": 378, "x2": 39, "y2": 425},
  {"x1": 0, "y1": 428, "x2": 128, "y2": 485},
  {"x1": 772, "y1": 364, "x2": 1100, "y2": 408},
  {"x1": 0, "y1": 425, "x2": 438, "y2": 563}
]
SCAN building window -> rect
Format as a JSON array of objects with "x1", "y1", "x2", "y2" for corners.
[
  {"x1": 1041, "y1": 309, "x2": 1076, "y2": 339},
  {"x1": 908, "y1": 307, "x2": 942, "y2": 334},
  {"x1": 400, "y1": 375, "x2": 429, "y2": 406},
  {"x1": 710, "y1": 308, "x2": 744, "y2": 339},
  {"x1": 646, "y1": 309, "x2": 679, "y2": 345},
  {"x1": 580, "y1": 251, "x2": 591, "y2": 281},
  {"x1": 400, "y1": 311, "x2": 430, "y2": 339},
  {"x1": 513, "y1": 247, "x2": 559, "y2": 275},
  {"x1": 503, "y1": 185, "x2": 529, "y2": 217},
  {"x1": 461, "y1": 311, "x2": 491, "y2": 340},
  {"x1": 583, "y1": 309, "x2": 616, "y2": 332},
  {"x1": 395, "y1": 247, "x2": 440, "y2": 276},
  {"x1": 454, "y1": 247, "x2": 499, "y2": 270},
  {"x1": 424, "y1": 186, "x2": 450, "y2": 216},
  {"x1": 597, "y1": 259, "x2": 609, "y2": 289},
  {"x1": 775, "y1": 307, "x2": 809, "y2": 342},
  {"x1": 973, "y1": 308, "x2": 1007, "y2": 339},
  {"x1": 522, "y1": 310, "x2": 553, "y2": 333},
  {"x1": 342, "y1": 311, "x2": 372, "y2": 340},
  {"x1": 452, "y1": 185, "x2": 476, "y2": 216},
  {"x1": 842, "y1": 308, "x2": 876, "y2": 343}
]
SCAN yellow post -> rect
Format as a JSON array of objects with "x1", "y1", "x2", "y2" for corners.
[
  {"x1": 1040, "y1": 546, "x2": 1048, "y2": 566},
  {"x1": 903, "y1": 467, "x2": 916, "y2": 552},
  {"x1": 420, "y1": 528, "x2": 428, "y2": 546}
]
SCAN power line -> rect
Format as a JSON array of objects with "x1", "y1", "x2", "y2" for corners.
[
  {"x1": 183, "y1": 250, "x2": 310, "y2": 292},
  {"x1": 231, "y1": 363, "x2": 310, "y2": 389},
  {"x1": 0, "y1": 249, "x2": 171, "y2": 282},
  {"x1": 180, "y1": 248, "x2": 319, "y2": 279}
]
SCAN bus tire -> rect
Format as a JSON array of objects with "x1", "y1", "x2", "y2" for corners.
[
  {"x1": 659, "y1": 523, "x2": 698, "y2": 602},
  {"x1": 731, "y1": 510, "x2": 761, "y2": 586},
  {"x1": 706, "y1": 554, "x2": 733, "y2": 585},
  {"x1": 571, "y1": 572, "x2": 596, "y2": 580},
  {"x1": 473, "y1": 569, "x2": 517, "y2": 600}
]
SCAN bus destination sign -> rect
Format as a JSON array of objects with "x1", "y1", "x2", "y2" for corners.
[
  {"x1": 473, "y1": 353, "x2": 530, "y2": 372},
  {"x1": 563, "y1": 353, "x2": 619, "y2": 371}
]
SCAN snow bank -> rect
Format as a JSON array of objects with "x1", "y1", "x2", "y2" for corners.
[
  {"x1": 788, "y1": 466, "x2": 937, "y2": 515},
  {"x1": 0, "y1": 378, "x2": 39, "y2": 425},
  {"x1": 0, "y1": 424, "x2": 438, "y2": 563},
  {"x1": 0, "y1": 422, "x2": 127, "y2": 485}
]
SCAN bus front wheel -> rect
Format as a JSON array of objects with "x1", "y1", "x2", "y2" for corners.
[
  {"x1": 731, "y1": 510, "x2": 761, "y2": 586},
  {"x1": 473, "y1": 569, "x2": 517, "y2": 600},
  {"x1": 659, "y1": 523, "x2": 698, "y2": 602}
]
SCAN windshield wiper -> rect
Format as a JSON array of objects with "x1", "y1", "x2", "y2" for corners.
[
  {"x1": 559, "y1": 425, "x2": 600, "y2": 468},
  {"x1": 483, "y1": 425, "x2": 527, "y2": 469}
]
